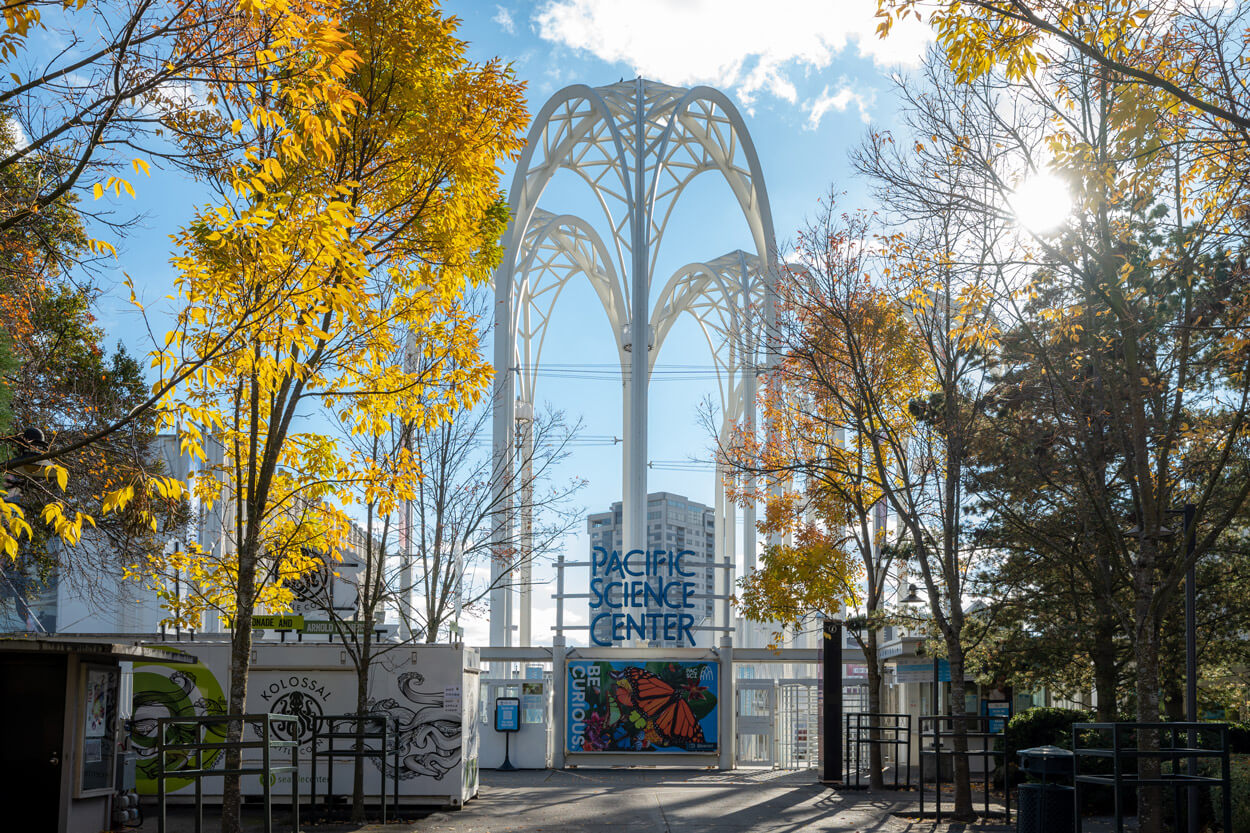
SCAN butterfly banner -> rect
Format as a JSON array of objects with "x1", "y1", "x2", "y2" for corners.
[{"x1": 566, "y1": 660, "x2": 719, "y2": 754}]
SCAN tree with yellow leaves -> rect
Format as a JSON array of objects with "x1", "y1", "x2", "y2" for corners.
[
  {"x1": 856, "y1": 38, "x2": 1250, "y2": 829},
  {"x1": 722, "y1": 200, "x2": 928, "y2": 790},
  {"x1": 117, "y1": 0, "x2": 526, "y2": 826},
  {"x1": 0, "y1": 0, "x2": 386, "y2": 562},
  {"x1": 877, "y1": 0, "x2": 1250, "y2": 136}
]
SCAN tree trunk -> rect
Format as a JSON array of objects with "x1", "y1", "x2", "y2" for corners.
[
  {"x1": 947, "y1": 648, "x2": 974, "y2": 819},
  {"x1": 351, "y1": 639, "x2": 370, "y2": 823},
  {"x1": 1092, "y1": 617, "x2": 1119, "y2": 722},
  {"x1": 221, "y1": 546, "x2": 259, "y2": 833},
  {"x1": 1163, "y1": 678, "x2": 1185, "y2": 722},
  {"x1": 865, "y1": 632, "x2": 884, "y2": 790}
]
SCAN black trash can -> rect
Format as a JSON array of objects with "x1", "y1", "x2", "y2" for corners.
[{"x1": 1016, "y1": 745, "x2": 1075, "y2": 833}]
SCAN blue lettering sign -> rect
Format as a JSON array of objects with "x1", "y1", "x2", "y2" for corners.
[{"x1": 588, "y1": 547, "x2": 706, "y2": 646}]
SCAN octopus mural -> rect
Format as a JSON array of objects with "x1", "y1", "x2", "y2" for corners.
[
  {"x1": 367, "y1": 671, "x2": 462, "y2": 780},
  {"x1": 130, "y1": 660, "x2": 227, "y2": 793}
]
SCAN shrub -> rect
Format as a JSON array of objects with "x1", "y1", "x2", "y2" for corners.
[
  {"x1": 1209, "y1": 753, "x2": 1250, "y2": 832},
  {"x1": 1005, "y1": 707, "x2": 1095, "y2": 759},
  {"x1": 1227, "y1": 723, "x2": 1250, "y2": 755}
]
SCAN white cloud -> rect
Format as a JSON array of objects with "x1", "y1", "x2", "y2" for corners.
[
  {"x1": 534, "y1": 0, "x2": 931, "y2": 106},
  {"x1": 2, "y1": 117, "x2": 28, "y2": 149},
  {"x1": 493, "y1": 4, "x2": 516, "y2": 35},
  {"x1": 805, "y1": 83, "x2": 874, "y2": 129}
]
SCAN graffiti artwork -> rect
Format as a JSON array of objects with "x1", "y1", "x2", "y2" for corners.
[
  {"x1": 128, "y1": 642, "x2": 476, "y2": 805},
  {"x1": 368, "y1": 671, "x2": 462, "y2": 780},
  {"x1": 566, "y1": 660, "x2": 718, "y2": 754},
  {"x1": 130, "y1": 659, "x2": 227, "y2": 793},
  {"x1": 286, "y1": 548, "x2": 360, "y2": 615}
]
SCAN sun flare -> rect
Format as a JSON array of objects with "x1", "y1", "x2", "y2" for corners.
[{"x1": 1010, "y1": 171, "x2": 1073, "y2": 234}]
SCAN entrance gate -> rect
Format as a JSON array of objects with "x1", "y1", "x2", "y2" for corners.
[
  {"x1": 733, "y1": 678, "x2": 823, "y2": 770},
  {"x1": 480, "y1": 642, "x2": 855, "y2": 772},
  {"x1": 777, "y1": 679, "x2": 820, "y2": 769},
  {"x1": 735, "y1": 680, "x2": 775, "y2": 767}
]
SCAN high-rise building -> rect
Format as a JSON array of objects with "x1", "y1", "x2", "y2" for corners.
[{"x1": 585, "y1": 492, "x2": 717, "y2": 647}]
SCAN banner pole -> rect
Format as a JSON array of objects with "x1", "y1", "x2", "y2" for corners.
[
  {"x1": 719, "y1": 635, "x2": 735, "y2": 769},
  {"x1": 823, "y1": 619, "x2": 843, "y2": 783}
]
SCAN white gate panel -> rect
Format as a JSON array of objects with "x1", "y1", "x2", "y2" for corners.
[{"x1": 735, "y1": 680, "x2": 776, "y2": 767}]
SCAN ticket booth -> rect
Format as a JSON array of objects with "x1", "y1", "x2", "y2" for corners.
[
  {"x1": 479, "y1": 675, "x2": 552, "y2": 769},
  {"x1": 0, "y1": 636, "x2": 195, "y2": 833}
]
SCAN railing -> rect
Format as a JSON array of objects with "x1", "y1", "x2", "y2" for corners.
[
  {"x1": 918, "y1": 714, "x2": 1009, "y2": 824},
  {"x1": 1073, "y1": 721, "x2": 1232, "y2": 833},
  {"x1": 844, "y1": 712, "x2": 912, "y2": 789},
  {"x1": 156, "y1": 713, "x2": 299, "y2": 833},
  {"x1": 310, "y1": 713, "x2": 400, "y2": 822}
]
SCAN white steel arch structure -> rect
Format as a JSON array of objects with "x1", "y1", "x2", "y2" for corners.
[{"x1": 490, "y1": 78, "x2": 778, "y2": 648}]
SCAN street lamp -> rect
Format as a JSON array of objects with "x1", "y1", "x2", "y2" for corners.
[
  {"x1": 1, "y1": 427, "x2": 51, "y2": 633},
  {"x1": 1166, "y1": 503, "x2": 1198, "y2": 833},
  {"x1": 896, "y1": 583, "x2": 941, "y2": 715},
  {"x1": 2, "y1": 427, "x2": 51, "y2": 497}
]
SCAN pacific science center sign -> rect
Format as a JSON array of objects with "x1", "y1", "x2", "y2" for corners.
[{"x1": 588, "y1": 546, "x2": 701, "y2": 646}]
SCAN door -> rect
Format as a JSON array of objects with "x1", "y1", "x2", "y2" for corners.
[
  {"x1": 1, "y1": 654, "x2": 67, "y2": 827},
  {"x1": 735, "y1": 680, "x2": 776, "y2": 767}
]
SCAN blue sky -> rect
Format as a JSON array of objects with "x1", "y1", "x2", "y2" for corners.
[
  {"x1": 446, "y1": 0, "x2": 934, "y2": 645},
  {"x1": 85, "y1": 0, "x2": 937, "y2": 645}
]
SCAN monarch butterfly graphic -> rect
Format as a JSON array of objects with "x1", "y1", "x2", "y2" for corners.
[{"x1": 620, "y1": 667, "x2": 705, "y2": 746}]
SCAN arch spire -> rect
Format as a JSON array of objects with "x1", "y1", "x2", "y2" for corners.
[{"x1": 490, "y1": 79, "x2": 778, "y2": 651}]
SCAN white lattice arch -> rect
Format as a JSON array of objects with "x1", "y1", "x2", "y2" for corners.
[{"x1": 490, "y1": 79, "x2": 777, "y2": 649}]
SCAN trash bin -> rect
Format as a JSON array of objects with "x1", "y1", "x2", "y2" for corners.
[{"x1": 1016, "y1": 745, "x2": 1075, "y2": 833}]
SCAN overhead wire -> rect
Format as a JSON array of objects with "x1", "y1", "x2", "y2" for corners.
[
  {"x1": 648, "y1": 459, "x2": 717, "y2": 472},
  {"x1": 515, "y1": 362, "x2": 764, "y2": 382}
]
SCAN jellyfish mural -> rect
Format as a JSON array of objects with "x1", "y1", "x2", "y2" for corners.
[{"x1": 367, "y1": 672, "x2": 462, "y2": 780}]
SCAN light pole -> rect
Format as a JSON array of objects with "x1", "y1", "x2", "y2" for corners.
[
  {"x1": 1167, "y1": 503, "x2": 1198, "y2": 833},
  {"x1": 822, "y1": 617, "x2": 843, "y2": 783},
  {"x1": 897, "y1": 582, "x2": 935, "y2": 778}
]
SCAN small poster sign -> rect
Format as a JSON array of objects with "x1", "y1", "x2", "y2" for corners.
[
  {"x1": 495, "y1": 697, "x2": 520, "y2": 732},
  {"x1": 984, "y1": 699, "x2": 1011, "y2": 734}
]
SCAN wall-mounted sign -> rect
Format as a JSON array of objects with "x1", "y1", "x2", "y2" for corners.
[
  {"x1": 589, "y1": 547, "x2": 700, "y2": 646},
  {"x1": 983, "y1": 700, "x2": 1011, "y2": 733},
  {"x1": 893, "y1": 659, "x2": 973, "y2": 684},
  {"x1": 566, "y1": 660, "x2": 718, "y2": 754},
  {"x1": 251, "y1": 614, "x2": 304, "y2": 630}
]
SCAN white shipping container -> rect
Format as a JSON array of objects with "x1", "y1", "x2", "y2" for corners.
[{"x1": 129, "y1": 640, "x2": 480, "y2": 807}]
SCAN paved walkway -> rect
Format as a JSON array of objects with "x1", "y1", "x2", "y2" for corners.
[
  {"x1": 424, "y1": 769, "x2": 922, "y2": 833},
  {"x1": 143, "y1": 769, "x2": 1016, "y2": 833}
]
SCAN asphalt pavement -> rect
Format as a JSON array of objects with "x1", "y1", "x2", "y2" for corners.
[{"x1": 141, "y1": 768, "x2": 1020, "y2": 833}]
